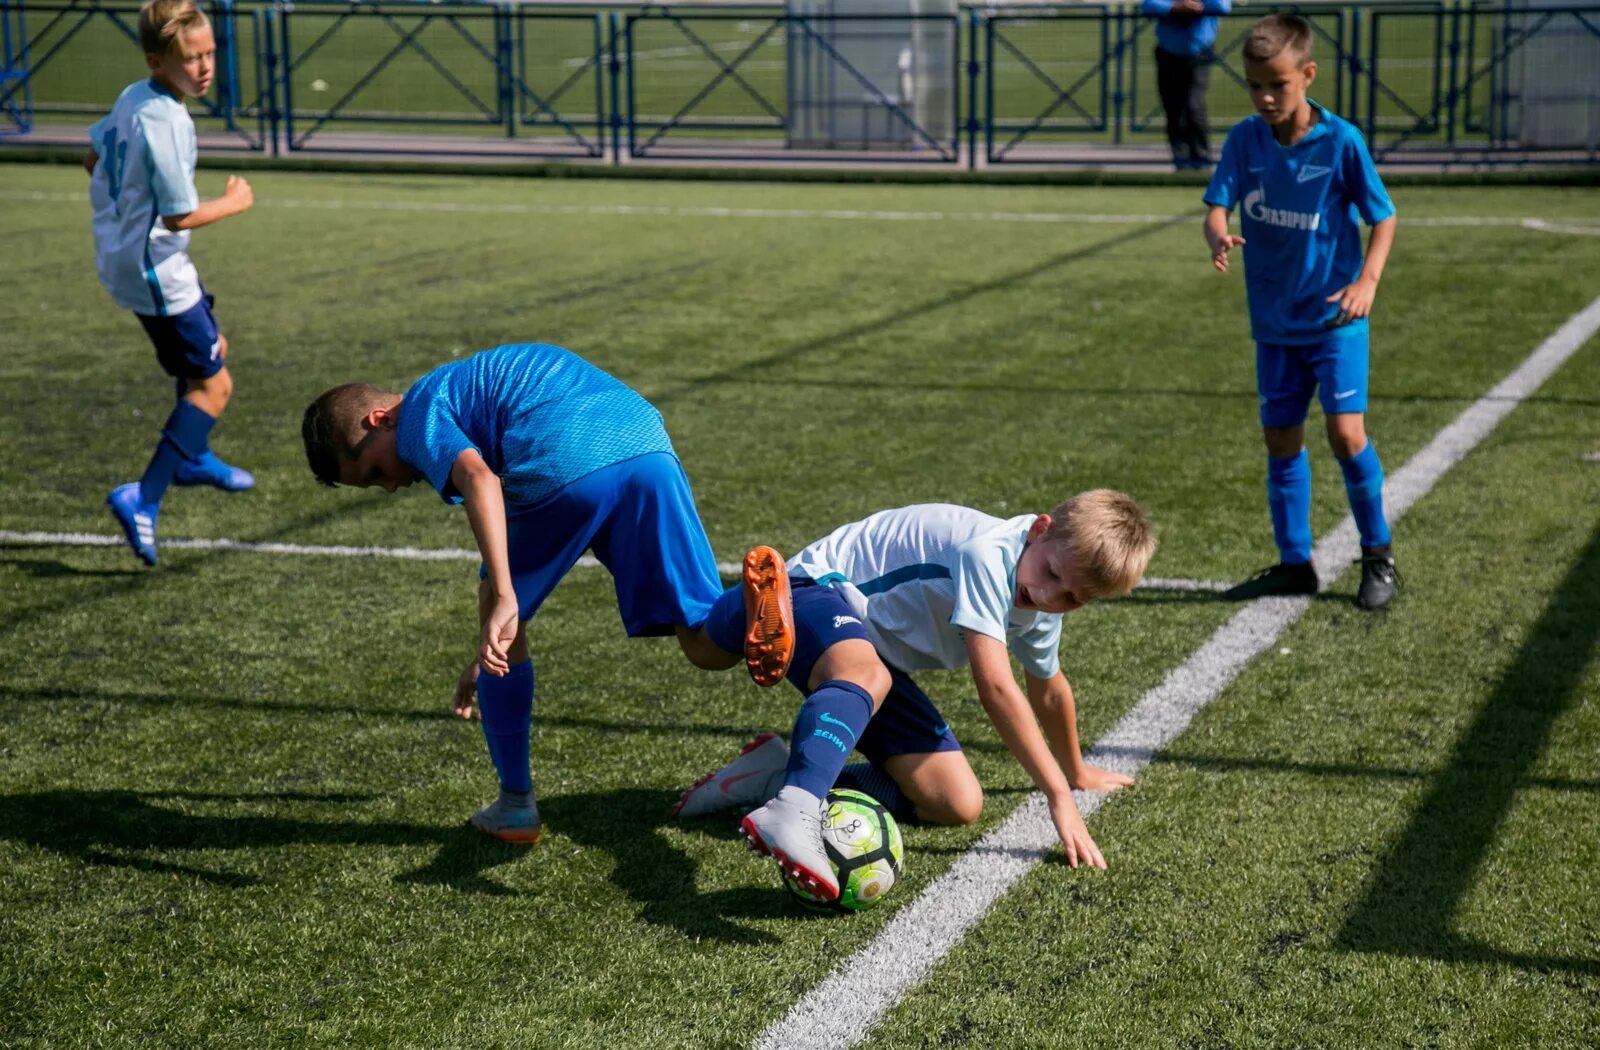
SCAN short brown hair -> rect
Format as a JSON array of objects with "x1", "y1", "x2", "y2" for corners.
[
  {"x1": 138, "y1": 0, "x2": 209, "y2": 57},
  {"x1": 302, "y1": 383, "x2": 395, "y2": 487},
  {"x1": 1243, "y1": 14, "x2": 1314, "y2": 66},
  {"x1": 1042, "y1": 489, "x2": 1156, "y2": 600}
]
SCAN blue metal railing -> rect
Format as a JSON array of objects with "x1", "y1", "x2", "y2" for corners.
[{"x1": 0, "y1": 0, "x2": 1593, "y2": 165}]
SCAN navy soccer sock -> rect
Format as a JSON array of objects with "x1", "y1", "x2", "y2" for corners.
[
  {"x1": 702, "y1": 584, "x2": 745, "y2": 658},
  {"x1": 1266, "y1": 449, "x2": 1313, "y2": 565},
  {"x1": 1337, "y1": 441, "x2": 1392, "y2": 550},
  {"x1": 138, "y1": 400, "x2": 214, "y2": 505},
  {"x1": 476, "y1": 659, "x2": 534, "y2": 796},
  {"x1": 835, "y1": 761, "x2": 914, "y2": 822},
  {"x1": 785, "y1": 679, "x2": 874, "y2": 800}
]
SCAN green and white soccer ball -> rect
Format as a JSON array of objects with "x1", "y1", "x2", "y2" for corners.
[{"x1": 784, "y1": 788, "x2": 904, "y2": 913}]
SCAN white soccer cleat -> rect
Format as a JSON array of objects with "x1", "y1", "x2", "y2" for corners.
[
  {"x1": 741, "y1": 785, "x2": 839, "y2": 902},
  {"x1": 672, "y1": 732, "x2": 789, "y2": 819},
  {"x1": 469, "y1": 793, "x2": 542, "y2": 845}
]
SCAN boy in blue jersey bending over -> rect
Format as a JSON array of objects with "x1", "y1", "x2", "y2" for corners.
[
  {"x1": 301, "y1": 343, "x2": 795, "y2": 845},
  {"x1": 673, "y1": 492, "x2": 1156, "y2": 902},
  {"x1": 1203, "y1": 14, "x2": 1401, "y2": 610},
  {"x1": 89, "y1": 0, "x2": 257, "y2": 566}
]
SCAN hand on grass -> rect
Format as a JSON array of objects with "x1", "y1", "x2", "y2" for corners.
[
  {"x1": 1326, "y1": 275, "x2": 1379, "y2": 325},
  {"x1": 1048, "y1": 793, "x2": 1107, "y2": 870},
  {"x1": 1069, "y1": 763, "x2": 1134, "y2": 794},
  {"x1": 453, "y1": 659, "x2": 480, "y2": 720},
  {"x1": 479, "y1": 592, "x2": 519, "y2": 676}
]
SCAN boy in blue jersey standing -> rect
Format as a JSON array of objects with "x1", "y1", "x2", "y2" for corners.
[
  {"x1": 300, "y1": 343, "x2": 796, "y2": 845},
  {"x1": 88, "y1": 0, "x2": 257, "y2": 566},
  {"x1": 672, "y1": 492, "x2": 1156, "y2": 901},
  {"x1": 1203, "y1": 14, "x2": 1401, "y2": 610}
]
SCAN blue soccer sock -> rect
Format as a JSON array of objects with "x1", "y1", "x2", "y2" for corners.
[
  {"x1": 702, "y1": 584, "x2": 745, "y2": 658},
  {"x1": 138, "y1": 400, "x2": 215, "y2": 505},
  {"x1": 835, "y1": 761, "x2": 914, "y2": 822},
  {"x1": 1266, "y1": 449, "x2": 1313, "y2": 565},
  {"x1": 785, "y1": 679, "x2": 874, "y2": 800},
  {"x1": 1338, "y1": 441, "x2": 1392, "y2": 550},
  {"x1": 476, "y1": 659, "x2": 534, "y2": 795}
]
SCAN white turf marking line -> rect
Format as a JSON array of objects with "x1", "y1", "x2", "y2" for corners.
[
  {"x1": 754, "y1": 294, "x2": 1600, "y2": 1050},
  {"x1": 0, "y1": 530, "x2": 1229, "y2": 594},
  {"x1": 6, "y1": 190, "x2": 1600, "y2": 235}
]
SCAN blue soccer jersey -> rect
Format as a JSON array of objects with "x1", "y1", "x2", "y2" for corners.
[
  {"x1": 395, "y1": 343, "x2": 675, "y2": 506},
  {"x1": 1204, "y1": 102, "x2": 1395, "y2": 345},
  {"x1": 88, "y1": 80, "x2": 203, "y2": 316}
]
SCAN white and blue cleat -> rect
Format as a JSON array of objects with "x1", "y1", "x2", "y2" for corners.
[
  {"x1": 173, "y1": 451, "x2": 255, "y2": 492},
  {"x1": 106, "y1": 483, "x2": 159, "y2": 566}
]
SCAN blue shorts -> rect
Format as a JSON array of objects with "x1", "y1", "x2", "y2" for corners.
[
  {"x1": 137, "y1": 292, "x2": 223, "y2": 381},
  {"x1": 1256, "y1": 323, "x2": 1369, "y2": 429},
  {"x1": 787, "y1": 577, "x2": 962, "y2": 765},
  {"x1": 493, "y1": 452, "x2": 723, "y2": 636}
]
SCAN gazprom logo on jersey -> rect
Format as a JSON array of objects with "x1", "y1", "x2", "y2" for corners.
[{"x1": 1243, "y1": 188, "x2": 1321, "y2": 232}]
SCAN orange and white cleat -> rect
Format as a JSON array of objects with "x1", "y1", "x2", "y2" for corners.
[{"x1": 742, "y1": 546, "x2": 795, "y2": 687}]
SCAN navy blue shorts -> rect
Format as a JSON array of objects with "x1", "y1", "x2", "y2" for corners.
[
  {"x1": 493, "y1": 452, "x2": 723, "y2": 637},
  {"x1": 137, "y1": 292, "x2": 223, "y2": 381},
  {"x1": 787, "y1": 576, "x2": 962, "y2": 764}
]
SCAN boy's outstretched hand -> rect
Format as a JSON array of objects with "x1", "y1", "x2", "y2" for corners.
[
  {"x1": 1208, "y1": 231, "x2": 1246, "y2": 272},
  {"x1": 453, "y1": 658, "x2": 480, "y2": 720},
  {"x1": 1048, "y1": 792, "x2": 1108, "y2": 870},
  {"x1": 479, "y1": 593, "x2": 519, "y2": 676}
]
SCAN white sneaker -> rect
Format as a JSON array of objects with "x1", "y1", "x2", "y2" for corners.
[
  {"x1": 741, "y1": 785, "x2": 838, "y2": 901},
  {"x1": 469, "y1": 792, "x2": 541, "y2": 844},
  {"x1": 672, "y1": 732, "x2": 789, "y2": 819}
]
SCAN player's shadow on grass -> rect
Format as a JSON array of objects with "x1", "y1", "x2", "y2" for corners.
[
  {"x1": 528, "y1": 789, "x2": 815, "y2": 944},
  {"x1": 2, "y1": 558, "x2": 137, "y2": 579},
  {"x1": 0, "y1": 788, "x2": 527, "y2": 896},
  {"x1": 1333, "y1": 522, "x2": 1600, "y2": 977}
]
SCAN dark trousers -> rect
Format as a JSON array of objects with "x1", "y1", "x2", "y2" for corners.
[{"x1": 1155, "y1": 46, "x2": 1213, "y2": 165}]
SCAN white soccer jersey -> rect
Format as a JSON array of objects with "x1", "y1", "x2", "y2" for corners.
[
  {"x1": 789, "y1": 503, "x2": 1063, "y2": 680},
  {"x1": 87, "y1": 80, "x2": 202, "y2": 316}
]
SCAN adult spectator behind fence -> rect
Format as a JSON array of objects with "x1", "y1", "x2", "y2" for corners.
[{"x1": 1141, "y1": 0, "x2": 1231, "y2": 169}]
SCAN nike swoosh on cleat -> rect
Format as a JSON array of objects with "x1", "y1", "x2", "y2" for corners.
[{"x1": 718, "y1": 769, "x2": 765, "y2": 796}]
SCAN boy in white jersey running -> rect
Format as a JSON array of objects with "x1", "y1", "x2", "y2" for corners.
[
  {"x1": 675, "y1": 491, "x2": 1156, "y2": 902},
  {"x1": 88, "y1": 0, "x2": 256, "y2": 566}
]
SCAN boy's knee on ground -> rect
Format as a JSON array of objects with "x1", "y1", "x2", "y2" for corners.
[{"x1": 915, "y1": 783, "x2": 984, "y2": 826}]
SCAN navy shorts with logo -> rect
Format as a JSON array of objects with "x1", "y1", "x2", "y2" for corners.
[
  {"x1": 137, "y1": 292, "x2": 223, "y2": 381},
  {"x1": 787, "y1": 576, "x2": 962, "y2": 765}
]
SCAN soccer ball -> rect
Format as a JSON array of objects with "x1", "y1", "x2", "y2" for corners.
[{"x1": 784, "y1": 788, "x2": 904, "y2": 913}]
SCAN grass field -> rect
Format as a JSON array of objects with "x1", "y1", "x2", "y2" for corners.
[
  {"x1": 2, "y1": 163, "x2": 1599, "y2": 1047},
  {"x1": 5, "y1": 0, "x2": 1515, "y2": 155}
]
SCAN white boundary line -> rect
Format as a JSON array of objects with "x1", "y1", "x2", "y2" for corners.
[
  {"x1": 753, "y1": 294, "x2": 1600, "y2": 1050},
  {"x1": 0, "y1": 530, "x2": 1229, "y2": 593},
  {"x1": 5, "y1": 189, "x2": 1600, "y2": 234}
]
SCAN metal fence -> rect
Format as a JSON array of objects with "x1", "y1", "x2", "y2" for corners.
[{"x1": 1, "y1": 0, "x2": 1595, "y2": 165}]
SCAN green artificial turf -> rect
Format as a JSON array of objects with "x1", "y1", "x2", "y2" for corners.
[{"x1": 1, "y1": 165, "x2": 1596, "y2": 1047}]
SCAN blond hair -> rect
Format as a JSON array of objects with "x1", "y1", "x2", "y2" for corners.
[
  {"x1": 1242, "y1": 14, "x2": 1314, "y2": 66},
  {"x1": 138, "y1": 0, "x2": 209, "y2": 57},
  {"x1": 1041, "y1": 489, "x2": 1156, "y2": 600}
]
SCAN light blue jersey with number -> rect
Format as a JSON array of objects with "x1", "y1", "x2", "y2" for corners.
[
  {"x1": 88, "y1": 80, "x2": 202, "y2": 316},
  {"x1": 1204, "y1": 102, "x2": 1395, "y2": 345},
  {"x1": 395, "y1": 343, "x2": 676, "y2": 507},
  {"x1": 789, "y1": 504, "x2": 1063, "y2": 680}
]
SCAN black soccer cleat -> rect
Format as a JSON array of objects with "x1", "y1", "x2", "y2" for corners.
[
  {"x1": 1356, "y1": 550, "x2": 1401, "y2": 612},
  {"x1": 1221, "y1": 561, "x2": 1319, "y2": 601}
]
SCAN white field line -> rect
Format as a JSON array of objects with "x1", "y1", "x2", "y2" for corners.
[
  {"x1": 753, "y1": 294, "x2": 1600, "y2": 1050},
  {"x1": 6, "y1": 190, "x2": 1600, "y2": 234},
  {"x1": 0, "y1": 530, "x2": 1227, "y2": 593}
]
